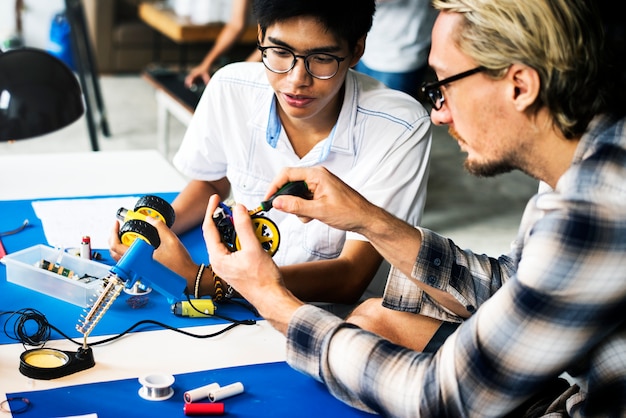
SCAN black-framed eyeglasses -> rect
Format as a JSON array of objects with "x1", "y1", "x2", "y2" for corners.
[
  {"x1": 420, "y1": 66, "x2": 485, "y2": 110},
  {"x1": 257, "y1": 44, "x2": 347, "y2": 80}
]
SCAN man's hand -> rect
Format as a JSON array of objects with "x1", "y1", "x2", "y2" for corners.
[
  {"x1": 203, "y1": 195, "x2": 302, "y2": 333},
  {"x1": 184, "y1": 64, "x2": 211, "y2": 88},
  {"x1": 108, "y1": 217, "x2": 198, "y2": 281},
  {"x1": 266, "y1": 166, "x2": 376, "y2": 234},
  {"x1": 268, "y1": 167, "x2": 428, "y2": 288}
]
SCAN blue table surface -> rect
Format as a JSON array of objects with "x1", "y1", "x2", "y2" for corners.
[
  {"x1": 7, "y1": 361, "x2": 375, "y2": 418},
  {"x1": 0, "y1": 194, "x2": 376, "y2": 417},
  {"x1": 1, "y1": 193, "x2": 255, "y2": 344}
]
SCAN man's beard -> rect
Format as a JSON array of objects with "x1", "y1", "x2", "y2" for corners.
[
  {"x1": 449, "y1": 127, "x2": 516, "y2": 177},
  {"x1": 464, "y1": 159, "x2": 515, "y2": 177}
]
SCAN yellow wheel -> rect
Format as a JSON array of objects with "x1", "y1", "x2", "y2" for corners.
[
  {"x1": 119, "y1": 219, "x2": 161, "y2": 248},
  {"x1": 134, "y1": 195, "x2": 176, "y2": 227},
  {"x1": 235, "y1": 216, "x2": 280, "y2": 256}
]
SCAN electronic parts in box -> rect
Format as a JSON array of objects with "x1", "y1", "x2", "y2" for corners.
[{"x1": 2, "y1": 244, "x2": 109, "y2": 307}]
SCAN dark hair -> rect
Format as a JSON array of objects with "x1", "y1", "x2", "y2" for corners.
[
  {"x1": 253, "y1": 0, "x2": 376, "y2": 50},
  {"x1": 595, "y1": 0, "x2": 626, "y2": 119}
]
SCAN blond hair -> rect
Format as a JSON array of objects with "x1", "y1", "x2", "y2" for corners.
[{"x1": 432, "y1": 0, "x2": 608, "y2": 138}]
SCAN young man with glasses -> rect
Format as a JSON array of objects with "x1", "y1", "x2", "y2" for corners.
[
  {"x1": 190, "y1": 0, "x2": 626, "y2": 415},
  {"x1": 109, "y1": 0, "x2": 432, "y2": 316}
]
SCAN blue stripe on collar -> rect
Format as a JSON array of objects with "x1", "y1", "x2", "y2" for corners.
[{"x1": 266, "y1": 98, "x2": 281, "y2": 148}]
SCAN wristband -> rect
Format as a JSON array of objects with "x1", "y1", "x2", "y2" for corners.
[{"x1": 194, "y1": 264, "x2": 205, "y2": 299}]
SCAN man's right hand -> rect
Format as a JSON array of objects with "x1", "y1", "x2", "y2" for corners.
[{"x1": 267, "y1": 166, "x2": 375, "y2": 235}]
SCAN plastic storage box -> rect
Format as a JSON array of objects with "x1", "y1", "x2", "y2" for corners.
[{"x1": 2, "y1": 244, "x2": 109, "y2": 307}]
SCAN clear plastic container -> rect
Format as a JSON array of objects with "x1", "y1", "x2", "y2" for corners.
[{"x1": 2, "y1": 244, "x2": 109, "y2": 307}]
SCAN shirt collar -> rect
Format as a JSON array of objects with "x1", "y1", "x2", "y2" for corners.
[{"x1": 263, "y1": 70, "x2": 359, "y2": 158}]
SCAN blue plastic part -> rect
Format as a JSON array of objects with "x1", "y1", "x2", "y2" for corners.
[
  {"x1": 110, "y1": 239, "x2": 189, "y2": 303},
  {"x1": 218, "y1": 202, "x2": 233, "y2": 217}
]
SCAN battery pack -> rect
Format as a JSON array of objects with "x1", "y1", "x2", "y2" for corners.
[{"x1": 172, "y1": 299, "x2": 216, "y2": 317}]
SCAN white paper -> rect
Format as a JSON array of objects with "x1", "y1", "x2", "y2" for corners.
[
  {"x1": 32, "y1": 197, "x2": 140, "y2": 249},
  {"x1": 58, "y1": 414, "x2": 98, "y2": 418}
]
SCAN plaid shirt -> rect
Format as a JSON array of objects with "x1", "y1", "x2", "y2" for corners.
[{"x1": 285, "y1": 114, "x2": 626, "y2": 417}]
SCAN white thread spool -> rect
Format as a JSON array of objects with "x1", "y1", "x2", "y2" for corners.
[
  {"x1": 138, "y1": 373, "x2": 175, "y2": 401},
  {"x1": 208, "y1": 382, "x2": 244, "y2": 402},
  {"x1": 183, "y1": 382, "x2": 221, "y2": 403}
]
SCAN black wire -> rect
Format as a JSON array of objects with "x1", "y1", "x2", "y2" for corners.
[
  {"x1": 1, "y1": 307, "x2": 256, "y2": 349},
  {"x1": 87, "y1": 319, "x2": 246, "y2": 346},
  {"x1": 224, "y1": 297, "x2": 261, "y2": 317},
  {"x1": 1, "y1": 309, "x2": 51, "y2": 347},
  {"x1": 184, "y1": 293, "x2": 258, "y2": 324}
]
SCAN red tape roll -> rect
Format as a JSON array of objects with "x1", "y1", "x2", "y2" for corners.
[{"x1": 183, "y1": 402, "x2": 225, "y2": 416}]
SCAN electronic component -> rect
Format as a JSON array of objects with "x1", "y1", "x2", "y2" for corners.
[
  {"x1": 172, "y1": 299, "x2": 216, "y2": 317},
  {"x1": 248, "y1": 181, "x2": 313, "y2": 215},
  {"x1": 80, "y1": 236, "x2": 91, "y2": 259}
]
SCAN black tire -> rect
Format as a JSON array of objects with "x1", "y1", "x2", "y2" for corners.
[
  {"x1": 119, "y1": 219, "x2": 161, "y2": 249},
  {"x1": 134, "y1": 195, "x2": 176, "y2": 228}
]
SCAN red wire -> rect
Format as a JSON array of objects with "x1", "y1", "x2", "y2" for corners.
[{"x1": 0, "y1": 236, "x2": 7, "y2": 258}]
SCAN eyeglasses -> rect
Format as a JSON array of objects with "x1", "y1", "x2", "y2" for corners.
[
  {"x1": 257, "y1": 44, "x2": 347, "y2": 80},
  {"x1": 421, "y1": 66, "x2": 485, "y2": 110}
]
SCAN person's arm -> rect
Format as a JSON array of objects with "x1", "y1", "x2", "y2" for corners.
[
  {"x1": 203, "y1": 195, "x2": 302, "y2": 333},
  {"x1": 184, "y1": 0, "x2": 252, "y2": 87},
  {"x1": 267, "y1": 168, "x2": 418, "y2": 270},
  {"x1": 199, "y1": 194, "x2": 472, "y2": 416},
  {"x1": 204, "y1": 200, "x2": 595, "y2": 416},
  {"x1": 108, "y1": 178, "x2": 230, "y2": 291},
  {"x1": 279, "y1": 240, "x2": 382, "y2": 304},
  {"x1": 268, "y1": 166, "x2": 471, "y2": 317},
  {"x1": 171, "y1": 177, "x2": 231, "y2": 235},
  {"x1": 203, "y1": 177, "x2": 622, "y2": 416},
  {"x1": 108, "y1": 216, "x2": 199, "y2": 287}
]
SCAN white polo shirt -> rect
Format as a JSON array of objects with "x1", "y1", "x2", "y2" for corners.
[
  {"x1": 360, "y1": 0, "x2": 438, "y2": 73},
  {"x1": 174, "y1": 62, "x2": 431, "y2": 302}
]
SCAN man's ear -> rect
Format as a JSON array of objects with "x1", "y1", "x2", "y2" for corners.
[
  {"x1": 509, "y1": 64, "x2": 540, "y2": 111},
  {"x1": 349, "y1": 36, "x2": 366, "y2": 67},
  {"x1": 256, "y1": 24, "x2": 264, "y2": 44}
]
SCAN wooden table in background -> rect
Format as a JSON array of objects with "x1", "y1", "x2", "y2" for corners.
[
  {"x1": 138, "y1": 2, "x2": 258, "y2": 44},
  {"x1": 138, "y1": 2, "x2": 259, "y2": 155}
]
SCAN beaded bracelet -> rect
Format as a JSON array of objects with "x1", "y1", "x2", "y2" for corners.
[
  {"x1": 224, "y1": 284, "x2": 236, "y2": 299},
  {"x1": 194, "y1": 263, "x2": 206, "y2": 299},
  {"x1": 213, "y1": 272, "x2": 225, "y2": 302}
]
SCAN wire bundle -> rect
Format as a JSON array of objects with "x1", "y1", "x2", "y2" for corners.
[
  {"x1": 1, "y1": 308, "x2": 51, "y2": 347},
  {"x1": 1, "y1": 304, "x2": 257, "y2": 349}
]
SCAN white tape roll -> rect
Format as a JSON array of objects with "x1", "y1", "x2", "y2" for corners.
[
  {"x1": 208, "y1": 382, "x2": 244, "y2": 402},
  {"x1": 183, "y1": 382, "x2": 220, "y2": 403}
]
